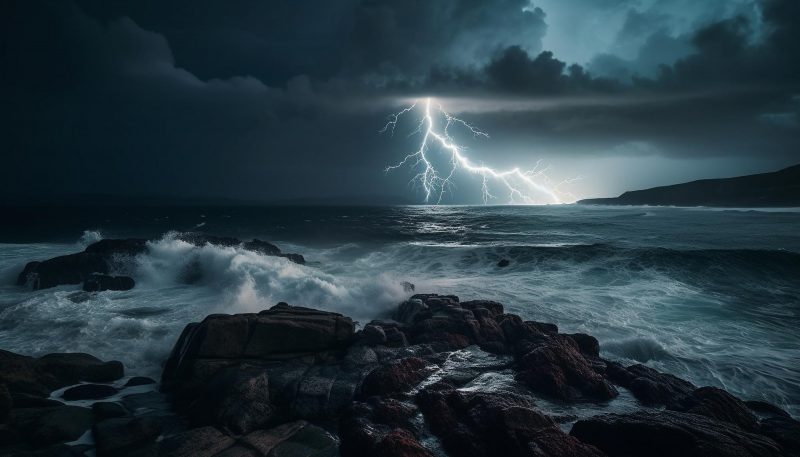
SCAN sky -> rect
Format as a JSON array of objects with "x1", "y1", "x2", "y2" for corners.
[{"x1": 1, "y1": 0, "x2": 798, "y2": 204}]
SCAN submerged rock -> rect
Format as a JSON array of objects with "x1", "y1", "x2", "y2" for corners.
[
  {"x1": 62, "y1": 383, "x2": 118, "y2": 401},
  {"x1": 0, "y1": 350, "x2": 123, "y2": 396}
]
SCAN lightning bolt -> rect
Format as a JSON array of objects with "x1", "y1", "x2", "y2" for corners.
[{"x1": 383, "y1": 98, "x2": 578, "y2": 205}]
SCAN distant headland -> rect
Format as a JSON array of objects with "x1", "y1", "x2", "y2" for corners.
[{"x1": 578, "y1": 164, "x2": 800, "y2": 207}]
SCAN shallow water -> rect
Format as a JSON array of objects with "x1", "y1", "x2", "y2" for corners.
[{"x1": 0, "y1": 205, "x2": 798, "y2": 415}]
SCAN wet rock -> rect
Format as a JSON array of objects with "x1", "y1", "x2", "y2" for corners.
[
  {"x1": 159, "y1": 426, "x2": 234, "y2": 457},
  {"x1": 16, "y1": 253, "x2": 108, "y2": 290},
  {"x1": 82, "y1": 274, "x2": 135, "y2": 292},
  {"x1": 278, "y1": 253, "x2": 306, "y2": 264},
  {"x1": 497, "y1": 258, "x2": 510, "y2": 267},
  {"x1": 240, "y1": 420, "x2": 307, "y2": 455},
  {"x1": 93, "y1": 416, "x2": 161, "y2": 456},
  {"x1": 124, "y1": 376, "x2": 156, "y2": 388},
  {"x1": 566, "y1": 333, "x2": 600, "y2": 357},
  {"x1": 516, "y1": 334, "x2": 618, "y2": 401},
  {"x1": 266, "y1": 422, "x2": 338, "y2": 456},
  {"x1": 673, "y1": 387, "x2": 759, "y2": 432},
  {"x1": 360, "y1": 357, "x2": 433, "y2": 398},
  {"x1": 395, "y1": 299, "x2": 428, "y2": 325},
  {"x1": 10, "y1": 405, "x2": 93, "y2": 447},
  {"x1": 161, "y1": 303, "x2": 354, "y2": 391},
  {"x1": 0, "y1": 351, "x2": 123, "y2": 396},
  {"x1": 571, "y1": 409, "x2": 784, "y2": 457},
  {"x1": 605, "y1": 362, "x2": 695, "y2": 406},
  {"x1": 242, "y1": 239, "x2": 281, "y2": 256},
  {"x1": 62, "y1": 383, "x2": 118, "y2": 401},
  {"x1": 417, "y1": 384, "x2": 604, "y2": 457},
  {"x1": 92, "y1": 401, "x2": 129, "y2": 420}
]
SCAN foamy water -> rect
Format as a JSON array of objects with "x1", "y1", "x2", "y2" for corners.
[{"x1": 0, "y1": 205, "x2": 798, "y2": 415}]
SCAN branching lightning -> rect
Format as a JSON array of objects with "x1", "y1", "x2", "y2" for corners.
[{"x1": 382, "y1": 98, "x2": 578, "y2": 205}]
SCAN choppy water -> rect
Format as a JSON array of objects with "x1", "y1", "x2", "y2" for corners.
[{"x1": 0, "y1": 205, "x2": 798, "y2": 415}]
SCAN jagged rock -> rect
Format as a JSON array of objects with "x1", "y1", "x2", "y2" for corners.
[
  {"x1": 360, "y1": 358, "x2": 433, "y2": 398},
  {"x1": 566, "y1": 333, "x2": 600, "y2": 357},
  {"x1": 416, "y1": 383, "x2": 605, "y2": 457},
  {"x1": 82, "y1": 274, "x2": 135, "y2": 292},
  {"x1": 62, "y1": 383, "x2": 118, "y2": 401},
  {"x1": 0, "y1": 350, "x2": 123, "y2": 396},
  {"x1": 571, "y1": 409, "x2": 784, "y2": 457},
  {"x1": 93, "y1": 417, "x2": 161, "y2": 456},
  {"x1": 605, "y1": 362, "x2": 695, "y2": 406},
  {"x1": 340, "y1": 399, "x2": 425, "y2": 457},
  {"x1": 83, "y1": 239, "x2": 148, "y2": 256},
  {"x1": 124, "y1": 376, "x2": 156, "y2": 388},
  {"x1": 242, "y1": 239, "x2": 281, "y2": 256},
  {"x1": 516, "y1": 334, "x2": 618, "y2": 401}
]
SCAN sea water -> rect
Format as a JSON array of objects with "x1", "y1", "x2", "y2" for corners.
[{"x1": 0, "y1": 205, "x2": 798, "y2": 415}]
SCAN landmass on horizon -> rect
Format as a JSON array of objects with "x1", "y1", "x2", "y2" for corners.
[{"x1": 579, "y1": 163, "x2": 800, "y2": 208}]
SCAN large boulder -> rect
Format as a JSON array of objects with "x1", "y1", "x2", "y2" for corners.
[
  {"x1": 571, "y1": 410, "x2": 784, "y2": 457},
  {"x1": 360, "y1": 357, "x2": 434, "y2": 398},
  {"x1": 605, "y1": 362, "x2": 695, "y2": 406},
  {"x1": 161, "y1": 303, "x2": 355, "y2": 391}
]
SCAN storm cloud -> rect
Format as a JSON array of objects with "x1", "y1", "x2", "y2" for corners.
[{"x1": 1, "y1": 0, "x2": 798, "y2": 203}]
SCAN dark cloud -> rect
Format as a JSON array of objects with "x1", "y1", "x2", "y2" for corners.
[{"x1": 0, "y1": 0, "x2": 798, "y2": 203}]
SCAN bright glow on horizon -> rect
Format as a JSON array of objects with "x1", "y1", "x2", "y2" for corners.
[{"x1": 382, "y1": 98, "x2": 578, "y2": 205}]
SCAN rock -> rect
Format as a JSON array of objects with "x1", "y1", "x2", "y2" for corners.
[
  {"x1": 159, "y1": 426, "x2": 235, "y2": 457},
  {"x1": 394, "y1": 299, "x2": 428, "y2": 325},
  {"x1": 161, "y1": 304, "x2": 354, "y2": 391},
  {"x1": 401, "y1": 281, "x2": 415, "y2": 292},
  {"x1": 673, "y1": 387, "x2": 759, "y2": 432},
  {"x1": 190, "y1": 367, "x2": 274, "y2": 435},
  {"x1": 0, "y1": 351, "x2": 123, "y2": 396},
  {"x1": 82, "y1": 274, "x2": 135, "y2": 292},
  {"x1": 10, "y1": 405, "x2": 93, "y2": 446},
  {"x1": 566, "y1": 333, "x2": 600, "y2": 357},
  {"x1": 571, "y1": 409, "x2": 784, "y2": 457},
  {"x1": 460, "y1": 300, "x2": 504, "y2": 318},
  {"x1": 278, "y1": 253, "x2": 306, "y2": 264},
  {"x1": 605, "y1": 362, "x2": 695, "y2": 406},
  {"x1": 62, "y1": 383, "x2": 118, "y2": 401},
  {"x1": 10, "y1": 393, "x2": 64, "y2": 408},
  {"x1": 124, "y1": 377, "x2": 157, "y2": 388},
  {"x1": 242, "y1": 239, "x2": 281, "y2": 256},
  {"x1": 240, "y1": 420, "x2": 307, "y2": 455},
  {"x1": 16, "y1": 253, "x2": 108, "y2": 290},
  {"x1": 516, "y1": 334, "x2": 618, "y2": 401},
  {"x1": 83, "y1": 239, "x2": 148, "y2": 256},
  {"x1": 745, "y1": 401, "x2": 792, "y2": 419},
  {"x1": 416, "y1": 384, "x2": 604, "y2": 457},
  {"x1": 497, "y1": 258, "x2": 510, "y2": 267},
  {"x1": 0, "y1": 384, "x2": 10, "y2": 423},
  {"x1": 759, "y1": 416, "x2": 800, "y2": 455},
  {"x1": 92, "y1": 401, "x2": 129, "y2": 420},
  {"x1": 373, "y1": 429, "x2": 433, "y2": 457},
  {"x1": 360, "y1": 357, "x2": 433, "y2": 398},
  {"x1": 93, "y1": 417, "x2": 161, "y2": 456},
  {"x1": 268, "y1": 422, "x2": 338, "y2": 457},
  {"x1": 362, "y1": 324, "x2": 387, "y2": 346}
]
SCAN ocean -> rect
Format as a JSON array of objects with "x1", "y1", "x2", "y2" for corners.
[{"x1": 1, "y1": 205, "x2": 798, "y2": 416}]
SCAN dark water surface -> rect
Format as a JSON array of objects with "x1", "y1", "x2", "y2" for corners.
[{"x1": 1, "y1": 205, "x2": 798, "y2": 415}]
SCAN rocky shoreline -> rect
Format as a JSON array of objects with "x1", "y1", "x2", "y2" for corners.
[{"x1": 1, "y1": 293, "x2": 798, "y2": 456}]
